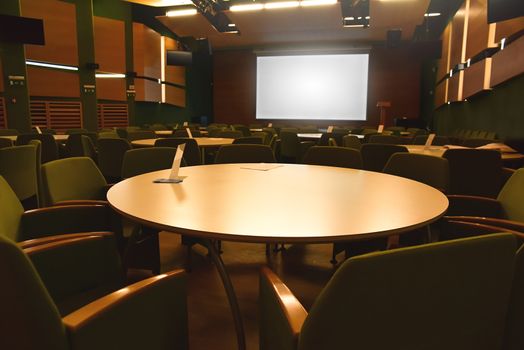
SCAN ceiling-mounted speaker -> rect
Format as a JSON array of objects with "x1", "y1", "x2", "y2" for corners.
[{"x1": 386, "y1": 29, "x2": 402, "y2": 48}]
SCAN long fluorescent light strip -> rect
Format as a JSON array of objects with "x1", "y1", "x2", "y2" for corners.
[
  {"x1": 95, "y1": 73, "x2": 126, "y2": 79},
  {"x1": 230, "y1": 0, "x2": 336, "y2": 11},
  {"x1": 26, "y1": 60, "x2": 78, "y2": 71},
  {"x1": 166, "y1": 8, "x2": 198, "y2": 16}
]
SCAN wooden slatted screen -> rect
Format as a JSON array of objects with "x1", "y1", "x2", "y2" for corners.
[
  {"x1": 30, "y1": 100, "x2": 82, "y2": 132},
  {"x1": 0, "y1": 97, "x2": 7, "y2": 128},
  {"x1": 97, "y1": 103, "x2": 128, "y2": 128}
]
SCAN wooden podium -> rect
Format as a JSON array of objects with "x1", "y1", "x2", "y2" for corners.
[{"x1": 376, "y1": 101, "x2": 391, "y2": 126}]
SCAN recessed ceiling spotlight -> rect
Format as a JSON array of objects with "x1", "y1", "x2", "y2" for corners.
[
  {"x1": 424, "y1": 12, "x2": 441, "y2": 17},
  {"x1": 166, "y1": 8, "x2": 198, "y2": 16},
  {"x1": 228, "y1": 23, "x2": 236, "y2": 27},
  {"x1": 365, "y1": 15, "x2": 370, "y2": 19},
  {"x1": 343, "y1": 24, "x2": 366, "y2": 28},
  {"x1": 344, "y1": 16, "x2": 355, "y2": 20}
]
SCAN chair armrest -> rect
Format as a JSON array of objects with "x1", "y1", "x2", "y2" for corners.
[
  {"x1": 18, "y1": 232, "x2": 114, "y2": 249},
  {"x1": 446, "y1": 195, "x2": 504, "y2": 218},
  {"x1": 439, "y1": 217, "x2": 524, "y2": 242},
  {"x1": 52, "y1": 200, "x2": 110, "y2": 206},
  {"x1": 64, "y1": 270, "x2": 188, "y2": 350},
  {"x1": 259, "y1": 267, "x2": 307, "y2": 350},
  {"x1": 20, "y1": 204, "x2": 114, "y2": 241}
]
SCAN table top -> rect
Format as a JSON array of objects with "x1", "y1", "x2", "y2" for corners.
[
  {"x1": 154, "y1": 130, "x2": 173, "y2": 135},
  {"x1": 0, "y1": 134, "x2": 69, "y2": 141},
  {"x1": 405, "y1": 145, "x2": 524, "y2": 160},
  {"x1": 131, "y1": 137, "x2": 234, "y2": 148},
  {"x1": 107, "y1": 164, "x2": 448, "y2": 244}
]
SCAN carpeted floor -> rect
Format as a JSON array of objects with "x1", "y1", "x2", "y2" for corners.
[{"x1": 159, "y1": 232, "x2": 339, "y2": 350}]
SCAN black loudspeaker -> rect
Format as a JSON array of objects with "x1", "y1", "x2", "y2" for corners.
[
  {"x1": 386, "y1": 29, "x2": 402, "y2": 48},
  {"x1": 0, "y1": 14, "x2": 45, "y2": 45}
]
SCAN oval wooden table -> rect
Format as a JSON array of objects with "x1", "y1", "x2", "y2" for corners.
[
  {"x1": 404, "y1": 144, "x2": 524, "y2": 161},
  {"x1": 107, "y1": 164, "x2": 449, "y2": 350}
]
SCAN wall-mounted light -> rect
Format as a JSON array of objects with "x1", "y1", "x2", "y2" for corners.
[
  {"x1": 424, "y1": 12, "x2": 441, "y2": 17},
  {"x1": 26, "y1": 60, "x2": 78, "y2": 71},
  {"x1": 500, "y1": 37, "x2": 506, "y2": 50},
  {"x1": 95, "y1": 73, "x2": 126, "y2": 79},
  {"x1": 166, "y1": 8, "x2": 198, "y2": 16}
]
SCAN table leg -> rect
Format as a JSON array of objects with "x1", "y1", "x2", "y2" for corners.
[{"x1": 203, "y1": 239, "x2": 246, "y2": 350}]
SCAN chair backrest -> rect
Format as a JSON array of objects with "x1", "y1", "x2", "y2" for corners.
[
  {"x1": 97, "y1": 138, "x2": 132, "y2": 181},
  {"x1": 497, "y1": 168, "x2": 524, "y2": 222},
  {"x1": 64, "y1": 134, "x2": 85, "y2": 157},
  {"x1": 233, "y1": 136, "x2": 264, "y2": 145},
  {"x1": 98, "y1": 131, "x2": 120, "y2": 139},
  {"x1": 121, "y1": 147, "x2": 178, "y2": 179},
  {"x1": 80, "y1": 135, "x2": 97, "y2": 160},
  {"x1": 232, "y1": 125, "x2": 251, "y2": 137},
  {"x1": 360, "y1": 143, "x2": 408, "y2": 172},
  {"x1": 299, "y1": 233, "x2": 516, "y2": 350},
  {"x1": 154, "y1": 137, "x2": 201, "y2": 166},
  {"x1": 218, "y1": 130, "x2": 243, "y2": 139},
  {"x1": 462, "y1": 138, "x2": 497, "y2": 148},
  {"x1": 342, "y1": 135, "x2": 362, "y2": 150},
  {"x1": 0, "y1": 235, "x2": 69, "y2": 350},
  {"x1": 368, "y1": 134, "x2": 402, "y2": 145},
  {"x1": 0, "y1": 176, "x2": 24, "y2": 242},
  {"x1": 251, "y1": 131, "x2": 270, "y2": 145},
  {"x1": 0, "y1": 145, "x2": 39, "y2": 202},
  {"x1": 0, "y1": 138, "x2": 13, "y2": 149},
  {"x1": 383, "y1": 152, "x2": 449, "y2": 192},
  {"x1": 279, "y1": 131, "x2": 300, "y2": 158},
  {"x1": 16, "y1": 133, "x2": 58, "y2": 163},
  {"x1": 65, "y1": 128, "x2": 88, "y2": 135},
  {"x1": 443, "y1": 148, "x2": 503, "y2": 198},
  {"x1": 215, "y1": 144, "x2": 276, "y2": 164},
  {"x1": 126, "y1": 130, "x2": 157, "y2": 141},
  {"x1": 303, "y1": 146, "x2": 362, "y2": 169},
  {"x1": 0, "y1": 128, "x2": 19, "y2": 136},
  {"x1": 504, "y1": 243, "x2": 524, "y2": 350},
  {"x1": 41, "y1": 157, "x2": 108, "y2": 205}
]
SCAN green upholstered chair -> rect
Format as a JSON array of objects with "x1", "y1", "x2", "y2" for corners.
[
  {"x1": 360, "y1": 143, "x2": 408, "y2": 172},
  {"x1": 0, "y1": 175, "x2": 115, "y2": 244},
  {"x1": 232, "y1": 124, "x2": 251, "y2": 137},
  {"x1": 121, "y1": 147, "x2": 178, "y2": 179},
  {"x1": 342, "y1": 135, "x2": 362, "y2": 150},
  {"x1": 443, "y1": 168, "x2": 524, "y2": 239},
  {"x1": 97, "y1": 131, "x2": 120, "y2": 139},
  {"x1": 233, "y1": 136, "x2": 264, "y2": 145},
  {"x1": 121, "y1": 147, "x2": 180, "y2": 274},
  {"x1": 41, "y1": 157, "x2": 108, "y2": 206},
  {"x1": 154, "y1": 137, "x2": 201, "y2": 166},
  {"x1": 126, "y1": 130, "x2": 157, "y2": 142},
  {"x1": 0, "y1": 234, "x2": 187, "y2": 350},
  {"x1": 279, "y1": 131, "x2": 315, "y2": 163},
  {"x1": 302, "y1": 146, "x2": 362, "y2": 169},
  {"x1": 0, "y1": 145, "x2": 39, "y2": 208},
  {"x1": 16, "y1": 133, "x2": 59, "y2": 164},
  {"x1": 368, "y1": 134, "x2": 402, "y2": 145},
  {"x1": 215, "y1": 144, "x2": 276, "y2": 164},
  {"x1": 97, "y1": 138, "x2": 132, "y2": 182},
  {"x1": 504, "y1": 243, "x2": 524, "y2": 350},
  {"x1": 251, "y1": 131, "x2": 270, "y2": 145},
  {"x1": 64, "y1": 134, "x2": 98, "y2": 160},
  {"x1": 218, "y1": 130, "x2": 243, "y2": 139},
  {"x1": 383, "y1": 152, "x2": 449, "y2": 193},
  {"x1": 443, "y1": 148, "x2": 503, "y2": 198},
  {"x1": 0, "y1": 137, "x2": 13, "y2": 148},
  {"x1": 260, "y1": 233, "x2": 517, "y2": 350},
  {"x1": 462, "y1": 138, "x2": 498, "y2": 148}
]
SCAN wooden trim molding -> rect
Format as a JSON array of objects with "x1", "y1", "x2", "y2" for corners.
[
  {"x1": 97, "y1": 103, "x2": 129, "y2": 128},
  {"x1": 0, "y1": 97, "x2": 7, "y2": 128}
]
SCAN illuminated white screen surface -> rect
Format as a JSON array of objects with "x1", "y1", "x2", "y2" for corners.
[{"x1": 256, "y1": 54, "x2": 369, "y2": 120}]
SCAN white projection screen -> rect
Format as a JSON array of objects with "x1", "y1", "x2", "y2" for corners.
[{"x1": 256, "y1": 53, "x2": 369, "y2": 120}]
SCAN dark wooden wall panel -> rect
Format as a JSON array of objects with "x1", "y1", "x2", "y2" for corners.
[
  {"x1": 466, "y1": 0, "x2": 489, "y2": 59},
  {"x1": 449, "y1": 2, "x2": 467, "y2": 68},
  {"x1": 133, "y1": 23, "x2": 161, "y2": 102},
  {"x1": 437, "y1": 23, "x2": 452, "y2": 81},
  {"x1": 495, "y1": 17, "x2": 524, "y2": 42},
  {"x1": 213, "y1": 47, "x2": 422, "y2": 126},
  {"x1": 21, "y1": 0, "x2": 78, "y2": 66},
  {"x1": 96, "y1": 79, "x2": 126, "y2": 102},
  {"x1": 491, "y1": 36, "x2": 524, "y2": 88},
  {"x1": 463, "y1": 60, "x2": 487, "y2": 98},
  {"x1": 435, "y1": 81, "x2": 447, "y2": 108},
  {"x1": 0, "y1": 58, "x2": 4, "y2": 92},
  {"x1": 27, "y1": 67, "x2": 80, "y2": 97}
]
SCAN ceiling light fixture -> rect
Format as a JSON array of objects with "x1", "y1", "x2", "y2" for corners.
[
  {"x1": 165, "y1": 0, "x2": 194, "y2": 5},
  {"x1": 230, "y1": 3, "x2": 264, "y2": 11},
  {"x1": 95, "y1": 73, "x2": 126, "y2": 79},
  {"x1": 264, "y1": 1, "x2": 299, "y2": 9},
  {"x1": 166, "y1": 8, "x2": 198, "y2": 16},
  {"x1": 343, "y1": 24, "x2": 365, "y2": 28},
  {"x1": 300, "y1": 0, "x2": 337, "y2": 7},
  {"x1": 228, "y1": 23, "x2": 236, "y2": 27},
  {"x1": 424, "y1": 12, "x2": 441, "y2": 17}
]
